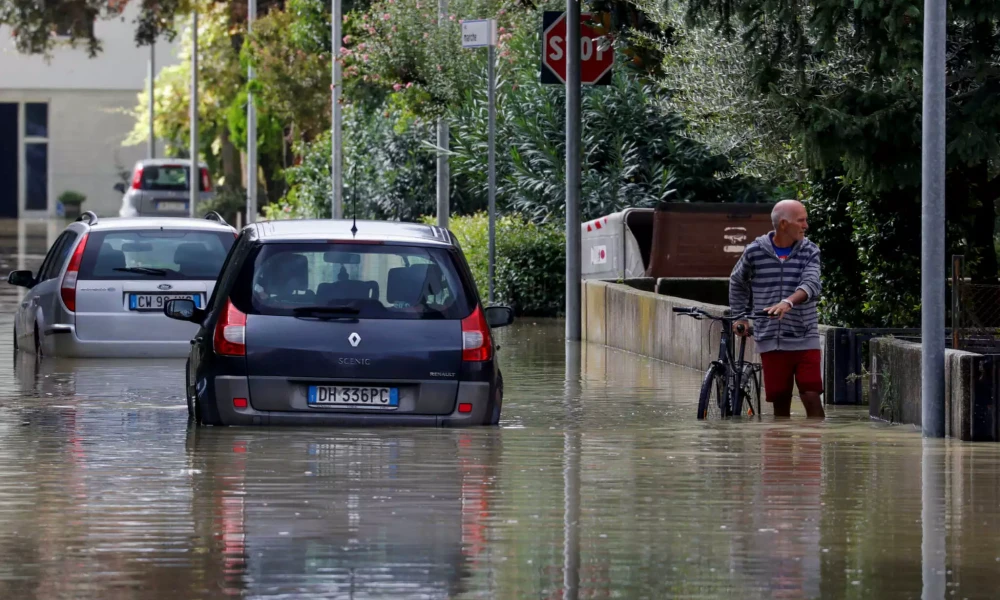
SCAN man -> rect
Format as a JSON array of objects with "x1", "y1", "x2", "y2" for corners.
[{"x1": 730, "y1": 199, "x2": 824, "y2": 418}]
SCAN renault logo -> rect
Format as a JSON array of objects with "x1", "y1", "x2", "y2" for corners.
[
  {"x1": 158, "y1": 284, "x2": 173, "y2": 291},
  {"x1": 348, "y1": 332, "x2": 361, "y2": 347}
]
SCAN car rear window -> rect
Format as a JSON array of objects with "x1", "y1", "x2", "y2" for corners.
[
  {"x1": 139, "y1": 165, "x2": 209, "y2": 191},
  {"x1": 79, "y1": 229, "x2": 235, "y2": 281},
  {"x1": 231, "y1": 243, "x2": 474, "y2": 320}
]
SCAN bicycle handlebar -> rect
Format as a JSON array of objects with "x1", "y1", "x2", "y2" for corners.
[{"x1": 672, "y1": 307, "x2": 772, "y2": 321}]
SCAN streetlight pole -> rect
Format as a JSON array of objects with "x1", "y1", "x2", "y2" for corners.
[
  {"x1": 487, "y1": 41, "x2": 496, "y2": 303},
  {"x1": 148, "y1": 42, "x2": 155, "y2": 159},
  {"x1": 189, "y1": 10, "x2": 198, "y2": 218},
  {"x1": 331, "y1": 0, "x2": 344, "y2": 219},
  {"x1": 247, "y1": 0, "x2": 258, "y2": 223},
  {"x1": 921, "y1": 0, "x2": 945, "y2": 437},
  {"x1": 436, "y1": 0, "x2": 450, "y2": 229},
  {"x1": 564, "y1": 0, "x2": 581, "y2": 341}
]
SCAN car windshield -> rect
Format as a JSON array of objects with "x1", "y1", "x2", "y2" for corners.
[
  {"x1": 232, "y1": 243, "x2": 473, "y2": 320},
  {"x1": 78, "y1": 229, "x2": 235, "y2": 281},
  {"x1": 139, "y1": 165, "x2": 209, "y2": 191}
]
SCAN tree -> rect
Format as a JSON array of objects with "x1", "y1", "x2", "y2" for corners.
[{"x1": 634, "y1": 0, "x2": 1000, "y2": 326}]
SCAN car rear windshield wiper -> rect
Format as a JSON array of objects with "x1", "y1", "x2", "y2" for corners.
[
  {"x1": 292, "y1": 305, "x2": 361, "y2": 315},
  {"x1": 113, "y1": 266, "x2": 169, "y2": 276}
]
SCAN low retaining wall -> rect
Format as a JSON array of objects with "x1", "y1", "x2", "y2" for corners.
[
  {"x1": 581, "y1": 280, "x2": 832, "y2": 385},
  {"x1": 869, "y1": 338, "x2": 999, "y2": 441}
]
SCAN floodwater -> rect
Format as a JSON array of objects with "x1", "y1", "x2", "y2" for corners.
[{"x1": 0, "y1": 220, "x2": 999, "y2": 599}]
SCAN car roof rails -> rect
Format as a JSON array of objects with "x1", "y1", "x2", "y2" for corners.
[
  {"x1": 76, "y1": 211, "x2": 99, "y2": 226},
  {"x1": 203, "y1": 211, "x2": 228, "y2": 225}
]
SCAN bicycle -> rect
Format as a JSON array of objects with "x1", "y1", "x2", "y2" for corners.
[{"x1": 672, "y1": 307, "x2": 771, "y2": 420}]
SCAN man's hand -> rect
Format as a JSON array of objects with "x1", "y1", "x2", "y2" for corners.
[
  {"x1": 732, "y1": 319, "x2": 751, "y2": 337},
  {"x1": 765, "y1": 300, "x2": 793, "y2": 319}
]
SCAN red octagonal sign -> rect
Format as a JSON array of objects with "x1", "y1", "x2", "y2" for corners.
[{"x1": 541, "y1": 11, "x2": 614, "y2": 86}]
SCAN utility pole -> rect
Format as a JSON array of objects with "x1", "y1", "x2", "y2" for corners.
[
  {"x1": 148, "y1": 42, "x2": 155, "y2": 159},
  {"x1": 247, "y1": 0, "x2": 258, "y2": 224},
  {"x1": 436, "y1": 0, "x2": 450, "y2": 229},
  {"x1": 564, "y1": 0, "x2": 581, "y2": 341},
  {"x1": 921, "y1": 0, "x2": 945, "y2": 437},
  {"x1": 487, "y1": 40, "x2": 496, "y2": 303},
  {"x1": 331, "y1": 0, "x2": 343, "y2": 219},
  {"x1": 189, "y1": 10, "x2": 198, "y2": 218}
]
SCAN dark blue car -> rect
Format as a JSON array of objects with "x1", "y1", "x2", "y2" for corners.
[{"x1": 165, "y1": 219, "x2": 514, "y2": 426}]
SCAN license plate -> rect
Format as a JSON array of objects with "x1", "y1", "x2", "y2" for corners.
[
  {"x1": 128, "y1": 293, "x2": 203, "y2": 311},
  {"x1": 308, "y1": 386, "x2": 398, "y2": 409},
  {"x1": 157, "y1": 201, "x2": 187, "y2": 211}
]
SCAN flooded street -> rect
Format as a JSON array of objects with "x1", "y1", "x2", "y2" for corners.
[{"x1": 1, "y1": 221, "x2": 1000, "y2": 599}]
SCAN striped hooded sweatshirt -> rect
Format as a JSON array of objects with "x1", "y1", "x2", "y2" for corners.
[{"x1": 729, "y1": 232, "x2": 822, "y2": 353}]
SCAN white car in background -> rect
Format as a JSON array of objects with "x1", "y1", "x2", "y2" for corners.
[{"x1": 115, "y1": 159, "x2": 215, "y2": 217}]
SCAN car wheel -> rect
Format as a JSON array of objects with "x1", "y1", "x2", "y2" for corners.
[
  {"x1": 193, "y1": 385, "x2": 224, "y2": 427},
  {"x1": 488, "y1": 374, "x2": 503, "y2": 426}
]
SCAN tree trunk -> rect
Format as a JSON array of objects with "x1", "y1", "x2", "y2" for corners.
[{"x1": 219, "y1": 127, "x2": 241, "y2": 190}]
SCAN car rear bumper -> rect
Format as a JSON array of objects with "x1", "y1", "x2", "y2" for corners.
[
  {"x1": 210, "y1": 376, "x2": 492, "y2": 426},
  {"x1": 46, "y1": 324, "x2": 193, "y2": 358}
]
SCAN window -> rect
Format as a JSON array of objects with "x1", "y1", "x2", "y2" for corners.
[
  {"x1": 25, "y1": 104, "x2": 47, "y2": 138},
  {"x1": 234, "y1": 243, "x2": 472, "y2": 320},
  {"x1": 138, "y1": 165, "x2": 211, "y2": 192},
  {"x1": 25, "y1": 143, "x2": 48, "y2": 211},
  {"x1": 78, "y1": 230, "x2": 236, "y2": 281},
  {"x1": 37, "y1": 232, "x2": 76, "y2": 282}
]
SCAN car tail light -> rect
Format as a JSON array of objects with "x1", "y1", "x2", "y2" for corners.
[
  {"x1": 130, "y1": 166, "x2": 143, "y2": 190},
  {"x1": 214, "y1": 299, "x2": 247, "y2": 357},
  {"x1": 461, "y1": 306, "x2": 492, "y2": 362},
  {"x1": 60, "y1": 233, "x2": 89, "y2": 312},
  {"x1": 233, "y1": 398, "x2": 248, "y2": 408},
  {"x1": 200, "y1": 167, "x2": 211, "y2": 192},
  {"x1": 458, "y1": 403, "x2": 473, "y2": 414}
]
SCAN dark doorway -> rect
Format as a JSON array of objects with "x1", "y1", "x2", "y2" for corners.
[{"x1": 0, "y1": 103, "x2": 17, "y2": 218}]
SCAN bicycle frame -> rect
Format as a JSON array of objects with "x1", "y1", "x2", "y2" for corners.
[{"x1": 714, "y1": 319, "x2": 749, "y2": 415}]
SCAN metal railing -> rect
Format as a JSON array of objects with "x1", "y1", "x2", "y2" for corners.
[{"x1": 952, "y1": 255, "x2": 1000, "y2": 353}]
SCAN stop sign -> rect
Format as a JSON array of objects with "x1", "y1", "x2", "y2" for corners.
[{"x1": 541, "y1": 11, "x2": 614, "y2": 85}]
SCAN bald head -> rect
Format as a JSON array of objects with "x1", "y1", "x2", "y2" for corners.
[{"x1": 771, "y1": 200, "x2": 809, "y2": 244}]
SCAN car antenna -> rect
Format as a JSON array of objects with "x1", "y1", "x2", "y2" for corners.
[{"x1": 350, "y1": 163, "x2": 358, "y2": 237}]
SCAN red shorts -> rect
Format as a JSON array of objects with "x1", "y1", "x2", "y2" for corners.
[{"x1": 760, "y1": 349, "x2": 823, "y2": 402}]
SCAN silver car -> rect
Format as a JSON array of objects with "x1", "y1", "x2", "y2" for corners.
[
  {"x1": 115, "y1": 158, "x2": 215, "y2": 217},
  {"x1": 8, "y1": 212, "x2": 236, "y2": 358}
]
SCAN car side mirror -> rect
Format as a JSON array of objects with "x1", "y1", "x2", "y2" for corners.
[
  {"x1": 484, "y1": 305, "x2": 514, "y2": 328},
  {"x1": 7, "y1": 270, "x2": 34, "y2": 288},
  {"x1": 164, "y1": 298, "x2": 204, "y2": 323},
  {"x1": 113, "y1": 182, "x2": 126, "y2": 194}
]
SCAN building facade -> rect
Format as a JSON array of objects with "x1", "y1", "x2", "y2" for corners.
[{"x1": 0, "y1": 7, "x2": 180, "y2": 218}]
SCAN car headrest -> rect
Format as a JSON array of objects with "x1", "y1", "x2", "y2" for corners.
[
  {"x1": 95, "y1": 247, "x2": 126, "y2": 272},
  {"x1": 173, "y1": 243, "x2": 207, "y2": 265},
  {"x1": 387, "y1": 264, "x2": 443, "y2": 305},
  {"x1": 262, "y1": 253, "x2": 309, "y2": 292}
]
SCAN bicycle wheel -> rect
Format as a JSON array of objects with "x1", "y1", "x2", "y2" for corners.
[
  {"x1": 697, "y1": 365, "x2": 730, "y2": 419},
  {"x1": 739, "y1": 363, "x2": 762, "y2": 417}
]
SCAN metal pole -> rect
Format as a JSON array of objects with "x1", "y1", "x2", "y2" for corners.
[
  {"x1": 189, "y1": 10, "x2": 198, "y2": 218},
  {"x1": 565, "y1": 1, "x2": 582, "y2": 341},
  {"x1": 331, "y1": 0, "x2": 343, "y2": 219},
  {"x1": 487, "y1": 42, "x2": 496, "y2": 303},
  {"x1": 436, "y1": 0, "x2": 450, "y2": 229},
  {"x1": 247, "y1": 0, "x2": 258, "y2": 223},
  {"x1": 148, "y1": 42, "x2": 155, "y2": 159},
  {"x1": 921, "y1": 0, "x2": 945, "y2": 437}
]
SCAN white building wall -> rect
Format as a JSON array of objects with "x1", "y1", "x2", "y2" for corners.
[{"x1": 0, "y1": 4, "x2": 182, "y2": 217}]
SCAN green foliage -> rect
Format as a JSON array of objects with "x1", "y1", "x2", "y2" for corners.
[
  {"x1": 58, "y1": 190, "x2": 86, "y2": 205},
  {"x1": 197, "y1": 187, "x2": 246, "y2": 225},
  {"x1": 424, "y1": 213, "x2": 566, "y2": 316},
  {"x1": 270, "y1": 104, "x2": 441, "y2": 221}
]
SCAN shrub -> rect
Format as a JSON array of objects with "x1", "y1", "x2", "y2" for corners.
[
  {"x1": 198, "y1": 186, "x2": 247, "y2": 226},
  {"x1": 428, "y1": 213, "x2": 566, "y2": 317},
  {"x1": 58, "y1": 190, "x2": 86, "y2": 205}
]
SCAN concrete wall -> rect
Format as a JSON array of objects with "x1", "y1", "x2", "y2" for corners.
[
  {"x1": 869, "y1": 338, "x2": 999, "y2": 441},
  {"x1": 581, "y1": 279, "x2": 830, "y2": 377}
]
